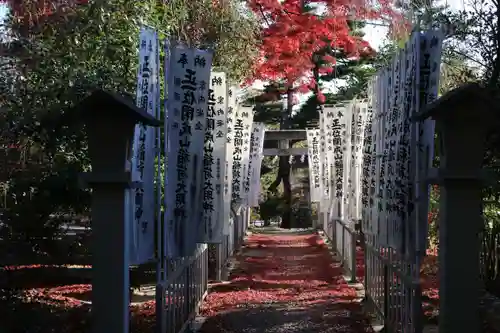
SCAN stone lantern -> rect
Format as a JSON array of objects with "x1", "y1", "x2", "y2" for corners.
[
  {"x1": 413, "y1": 83, "x2": 498, "y2": 333},
  {"x1": 77, "y1": 89, "x2": 161, "y2": 333}
]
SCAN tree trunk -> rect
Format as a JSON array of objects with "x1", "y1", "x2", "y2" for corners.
[
  {"x1": 313, "y1": 60, "x2": 321, "y2": 109},
  {"x1": 267, "y1": 87, "x2": 293, "y2": 228},
  {"x1": 280, "y1": 88, "x2": 293, "y2": 229}
]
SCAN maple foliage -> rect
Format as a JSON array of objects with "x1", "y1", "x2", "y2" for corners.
[
  {"x1": 246, "y1": 0, "x2": 403, "y2": 99},
  {"x1": 0, "y1": 0, "x2": 88, "y2": 24}
]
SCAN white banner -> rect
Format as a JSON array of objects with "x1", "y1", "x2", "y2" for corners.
[
  {"x1": 162, "y1": 38, "x2": 174, "y2": 259},
  {"x1": 396, "y1": 33, "x2": 418, "y2": 250},
  {"x1": 383, "y1": 54, "x2": 402, "y2": 248},
  {"x1": 361, "y1": 80, "x2": 376, "y2": 235},
  {"x1": 200, "y1": 72, "x2": 227, "y2": 243},
  {"x1": 240, "y1": 107, "x2": 254, "y2": 203},
  {"x1": 165, "y1": 45, "x2": 213, "y2": 257},
  {"x1": 306, "y1": 129, "x2": 321, "y2": 202},
  {"x1": 323, "y1": 108, "x2": 335, "y2": 217},
  {"x1": 127, "y1": 27, "x2": 159, "y2": 265},
  {"x1": 253, "y1": 123, "x2": 266, "y2": 207},
  {"x1": 232, "y1": 106, "x2": 254, "y2": 203},
  {"x1": 358, "y1": 31, "x2": 443, "y2": 251},
  {"x1": 247, "y1": 122, "x2": 266, "y2": 207},
  {"x1": 243, "y1": 122, "x2": 255, "y2": 204},
  {"x1": 318, "y1": 110, "x2": 328, "y2": 212},
  {"x1": 223, "y1": 86, "x2": 238, "y2": 235},
  {"x1": 339, "y1": 106, "x2": 352, "y2": 222},
  {"x1": 373, "y1": 73, "x2": 385, "y2": 239},
  {"x1": 348, "y1": 102, "x2": 369, "y2": 221},
  {"x1": 415, "y1": 30, "x2": 443, "y2": 252}
]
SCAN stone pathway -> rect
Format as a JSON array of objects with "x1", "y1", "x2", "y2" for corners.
[{"x1": 196, "y1": 229, "x2": 373, "y2": 333}]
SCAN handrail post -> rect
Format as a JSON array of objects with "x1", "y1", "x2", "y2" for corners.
[
  {"x1": 383, "y1": 262, "x2": 390, "y2": 331},
  {"x1": 350, "y1": 229, "x2": 357, "y2": 283},
  {"x1": 215, "y1": 243, "x2": 222, "y2": 281},
  {"x1": 412, "y1": 281, "x2": 424, "y2": 333},
  {"x1": 342, "y1": 222, "x2": 345, "y2": 259}
]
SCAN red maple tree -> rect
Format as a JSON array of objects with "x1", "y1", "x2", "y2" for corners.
[
  {"x1": 0, "y1": 0, "x2": 87, "y2": 26},
  {"x1": 246, "y1": 0, "x2": 403, "y2": 101}
]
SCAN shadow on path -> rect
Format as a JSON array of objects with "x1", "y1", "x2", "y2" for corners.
[{"x1": 198, "y1": 230, "x2": 373, "y2": 333}]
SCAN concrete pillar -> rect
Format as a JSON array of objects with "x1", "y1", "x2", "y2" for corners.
[
  {"x1": 239, "y1": 206, "x2": 244, "y2": 241},
  {"x1": 78, "y1": 90, "x2": 161, "y2": 333},
  {"x1": 231, "y1": 202, "x2": 242, "y2": 248},
  {"x1": 245, "y1": 207, "x2": 251, "y2": 233}
]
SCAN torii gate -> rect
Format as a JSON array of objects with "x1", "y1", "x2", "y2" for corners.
[
  {"x1": 262, "y1": 130, "x2": 307, "y2": 156},
  {"x1": 261, "y1": 129, "x2": 314, "y2": 228}
]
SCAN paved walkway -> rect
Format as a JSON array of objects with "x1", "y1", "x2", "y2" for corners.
[{"x1": 197, "y1": 229, "x2": 373, "y2": 333}]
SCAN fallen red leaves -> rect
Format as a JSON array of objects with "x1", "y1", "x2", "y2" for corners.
[
  {"x1": 1, "y1": 264, "x2": 92, "y2": 289},
  {"x1": 5, "y1": 283, "x2": 157, "y2": 333},
  {"x1": 1, "y1": 264, "x2": 91, "y2": 271},
  {"x1": 1, "y1": 236, "x2": 441, "y2": 332},
  {"x1": 356, "y1": 245, "x2": 365, "y2": 282},
  {"x1": 26, "y1": 284, "x2": 92, "y2": 307},
  {"x1": 199, "y1": 233, "x2": 373, "y2": 332},
  {"x1": 421, "y1": 254, "x2": 439, "y2": 322}
]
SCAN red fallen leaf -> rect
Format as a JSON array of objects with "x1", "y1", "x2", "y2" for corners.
[
  {"x1": 19, "y1": 284, "x2": 167, "y2": 332},
  {"x1": 45, "y1": 284, "x2": 92, "y2": 294},
  {"x1": 1, "y1": 264, "x2": 91, "y2": 271},
  {"x1": 199, "y1": 233, "x2": 373, "y2": 331}
]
